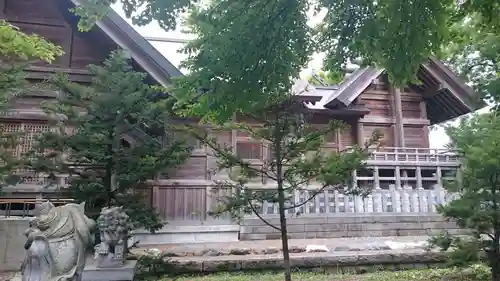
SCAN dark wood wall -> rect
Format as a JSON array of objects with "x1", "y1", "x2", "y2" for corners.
[
  {"x1": 358, "y1": 75, "x2": 430, "y2": 149},
  {"x1": 0, "y1": 0, "x2": 114, "y2": 74}
]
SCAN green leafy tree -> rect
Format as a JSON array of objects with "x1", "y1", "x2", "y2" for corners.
[
  {"x1": 0, "y1": 20, "x2": 63, "y2": 62},
  {"x1": 171, "y1": 0, "x2": 313, "y2": 121},
  {"x1": 29, "y1": 50, "x2": 192, "y2": 231},
  {"x1": 440, "y1": 13, "x2": 499, "y2": 108},
  {"x1": 72, "y1": 0, "x2": 490, "y2": 88},
  {"x1": 0, "y1": 20, "x2": 63, "y2": 191},
  {"x1": 306, "y1": 70, "x2": 344, "y2": 86},
  {"x1": 181, "y1": 98, "x2": 379, "y2": 281},
  {"x1": 429, "y1": 112, "x2": 500, "y2": 280}
]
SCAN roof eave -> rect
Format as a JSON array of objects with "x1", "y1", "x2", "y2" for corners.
[
  {"x1": 427, "y1": 57, "x2": 486, "y2": 111},
  {"x1": 69, "y1": 0, "x2": 183, "y2": 87},
  {"x1": 323, "y1": 67, "x2": 384, "y2": 108},
  {"x1": 309, "y1": 104, "x2": 370, "y2": 117}
]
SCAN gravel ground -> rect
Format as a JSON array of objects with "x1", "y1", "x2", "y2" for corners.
[{"x1": 132, "y1": 236, "x2": 430, "y2": 257}]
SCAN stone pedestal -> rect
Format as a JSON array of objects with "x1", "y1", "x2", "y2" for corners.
[{"x1": 81, "y1": 260, "x2": 137, "y2": 281}]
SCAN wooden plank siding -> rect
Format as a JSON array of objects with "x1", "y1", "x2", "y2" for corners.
[
  {"x1": 150, "y1": 181, "x2": 233, "y2": 223},
  {"x1": 404, "y1": 126, "x2": 429, "y2": 148},
  {"x1": 2, "y1": 0, "x2": 114, "y2": 76},
  {"x1": 167, "y1": 154, "x2": 209, "y2": 179},
  {"x1": 357, "y1": 74, "x2": 430, "y2": 150},
  {"x1": 362, "y1": 124, "x2": 394, "y2": 148}
]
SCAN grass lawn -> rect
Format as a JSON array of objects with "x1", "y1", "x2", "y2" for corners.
[{"x1": 170, "y1": 265, "x2": 490, "y2": 281}]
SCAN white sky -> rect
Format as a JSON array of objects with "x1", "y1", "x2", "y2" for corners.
[{"x1": 111, "y1": 5, "x2": 488, "y2": 149}]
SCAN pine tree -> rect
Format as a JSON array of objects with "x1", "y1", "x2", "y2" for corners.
[
  {"x1": 429, "y1": 112, "x2": 500, "y2": 281},
  {"x1": 29, "y1": 50, "x2": 192, "y2": 231},
  {"x1": 180, "y1": 98, "x2": 379, "y2": 281}
]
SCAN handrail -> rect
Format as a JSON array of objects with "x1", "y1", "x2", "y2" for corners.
[
  {"x1": 0, "y1": 198, "x2": 74, "y2": 203},
  {"x1": 366, "y1": 146, "x2": 457, "y2": 154},
  {"x1": 0, "y1": 198, "x2": 75, "y2": 218}
]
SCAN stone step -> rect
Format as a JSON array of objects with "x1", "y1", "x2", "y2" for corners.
[{"x1": 142, "y1": 250, "x2": 448, "y2": 274}]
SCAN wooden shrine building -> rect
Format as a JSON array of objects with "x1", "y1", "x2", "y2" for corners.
[{"x1": 0, "y1": 0, "x2": 484, "y2": 243}]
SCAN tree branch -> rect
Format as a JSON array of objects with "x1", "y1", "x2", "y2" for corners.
[
  {"x1": 284, "y1": 183, "x2": 332, "y2": 210},
  {"x1": 247, "y1": 198, "x2": 281, "y2": 232},
  {"x1": 184, "y1": 123, "x2": 278, "y2": 181}
]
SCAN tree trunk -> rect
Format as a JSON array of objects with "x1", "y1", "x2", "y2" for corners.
[
  {"x1": 491, "y1": 234, "x2": 500, "y2": 281},
  {"x1": 493, "y1": 265, "x2": 500, "y2": 281},
  {"x1": 491, "y1": 251, "x2": 500, "y2": 281},
  {"x1": 275, "y1": 113, "x2": 291, "y2": 281},
  {"x1": 277, "y1": 182, "x2": 292, "y2": 281}
]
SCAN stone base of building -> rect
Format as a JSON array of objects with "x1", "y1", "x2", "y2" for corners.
[
  {"x1": 82, "y1": 260, "x2": 137, "y2": 281},
  {"x1": 167, "y1": 250, "x2": 447, "y2": 273},
  {"x1": 240, "y1": 213, "x2": 466, "y2": 240},
  {"x1": 130, "y1": 224, "x2": 240, "y2": 245}
]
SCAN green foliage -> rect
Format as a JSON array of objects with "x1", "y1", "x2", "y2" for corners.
[
  {"x1": 135, "y1": 252, "x2": 179, "y2": 280},
  {"x1": 168, "y1": 264, "x2": 491, "y2": 281},
  {"x1": 0, "y1": 20, "x2": 63, "y2": 62},
  {"x1": 442, "y1": 113, "x2": 500, "y2": 237},
  {"x1": 0, "y1": 20, "x2": 63, "y2": 192},
  {"x1": 428, "y1": 231, "x2": 485, "y2": 267},
  {"x1": 317, "y1": 0, "x2": 454, "y2": 86},
  {"x1": 28, "y1": 50, "x2": 192, "y2": 231},
  {"x1": 72, "y1": 0, "x2": 194, "y2": 32},
  {"x1": 441, "y1": 13, "x2": 500, "y2": 108},
  {"x1": 428, "y1": 112, "x2": 500, "y2": 280},
  {"x1": 306, "y1": 70, "x2": 343, "y2": 86},
  {"x1": 171, "y1": 0, "x2": 313, "y2": 122},
  {"x1": 73, "y1": 0, "x2": 476, "y2": 88}
]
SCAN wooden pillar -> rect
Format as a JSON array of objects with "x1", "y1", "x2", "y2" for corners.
[
  {"x1": 356, "y1": 122, "x2": 364, "y2": 146},
  {"x1": 389, "y1": 85, "x2": 405, "y2": 147},
  {"x1": 205, "y1": 128, "x2": 218, "y2": 180},
  {"x1": 336, "y1": 128, "x2": 342, "y2": 151},
  {"x1": 373, "y1": 166, "x2": 380, "y2": 189},
  {"x1": 153, "y1": 184, "x2": 160, "y2": 211},
  {"x1": 354, "y1": 98, "x2": 364, "y2": 147},
  {"x1": 456, "y1": 168, "x2": 462, "y2": 190},
  {"x1": 436, "y1": 166, "x2": 442, "y2": 187},
  {"x1": 352, "y1": 169, "x2": 357, "y2": 189},
  {"x1": 419, "y1": 100, "x2": 427, "y2": 119},
  {"x1": 231, "y1": 125, "x2": 237, "y2": 154},
  {"x1": 230, "y1": 117, "x2": 238, "y2": 180},
  {"x1": 420, "y1": 100, "x2": 430, "y2": 147},
  {"x1": 395, "y1": 166, "x2": 402, "y2": 189},
  {"x1": 393, "y1": 87, "x2": 405, "y2": 147},
  {"x1": 416, "y1": 166, "x2": 423, "y2": 189},
  {"x1": 262, "y1": 141, "x2": 268, "y2": 184}
]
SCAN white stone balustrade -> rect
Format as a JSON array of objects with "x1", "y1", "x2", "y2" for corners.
[
  {"x1": 366, "y1": 147, "x2": 460, "y2": 166},
  {"x1": 252, "y1": 186, "x2": 458, "y2": 217}
]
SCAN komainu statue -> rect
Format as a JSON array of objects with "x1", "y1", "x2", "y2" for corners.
[
  {"x1": 22, "y1": 201, "x2": 96, "y2": 281},
  {"x1": 94, "y1": 206, "x2": 133, "y2": 268}
]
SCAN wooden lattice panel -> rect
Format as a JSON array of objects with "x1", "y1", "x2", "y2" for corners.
[
  {"x1": 1, "y1": 123, "x2": 52, "y2": 184},
  {"x1": 3, "y1": 123, "x2": 51, "y2": 157}
]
